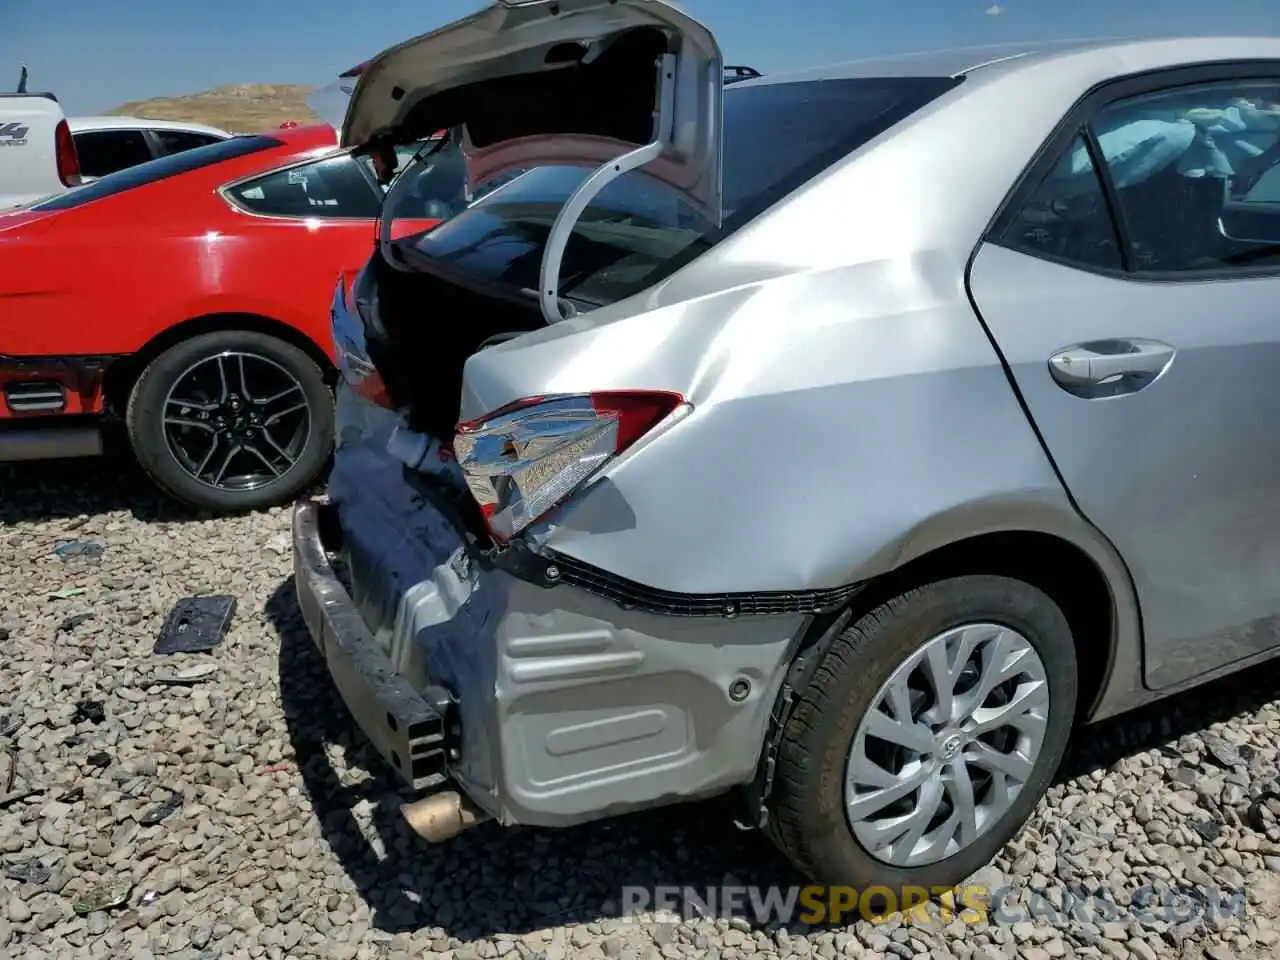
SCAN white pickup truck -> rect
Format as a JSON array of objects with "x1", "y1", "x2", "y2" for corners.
[
  {"x1": 67, "y1": 116, "x2": 231, "y2": 181},
  {"x1": 0, "y1": 88, "x2": 80, "y2": 208},
  {"x1": 2, "y1": 69, "x2": 232, "y2": 208}
]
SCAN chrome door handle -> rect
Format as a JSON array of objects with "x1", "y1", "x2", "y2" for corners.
[{"x1": 1048, "y1": 339, "x2": 1176, "y2": 389}]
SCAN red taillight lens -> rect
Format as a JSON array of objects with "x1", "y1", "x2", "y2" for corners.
[
  {"x1": 331, "y1": 272, "x2": 393, "y2": 410},
  {"x1": 54, "y1": 120, "x2": 80, "y2": 187},
  {"x1": 454, "y1": 391, "x2": 684, "y2": 540}
]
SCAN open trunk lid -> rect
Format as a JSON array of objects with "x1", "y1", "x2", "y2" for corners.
[
  {"x1": 307, "y1": 67, "x2": 362, "y2": 138},
  {"x1": 323, "y1": 0, "x2": 723, "y2": 228}
]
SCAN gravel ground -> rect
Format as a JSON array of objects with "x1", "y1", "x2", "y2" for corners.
[{"x1": 4, "y1": 456, "x2": 1280, "y2": 960}]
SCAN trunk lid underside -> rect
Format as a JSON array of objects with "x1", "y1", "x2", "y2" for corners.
[{"x1": 317, "y1": 0, "x2": 723, "y2": 224}]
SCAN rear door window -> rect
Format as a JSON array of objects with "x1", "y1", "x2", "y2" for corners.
[
  {"x1": 993, "y1": 77, "x2": 1280, "y2": 274},
  {"x1": 224, "y1": 153, "x2": 381, "y2": 219},
  {"x1": 74, "y1": 129, "x2": 155, "y2": 178},
  {"x1": 1089, "y1": 79, "x2": 1280, "y2": 272},
  {"x1": 996, "y1": 132, "x2": 1125, "y2": 271}
]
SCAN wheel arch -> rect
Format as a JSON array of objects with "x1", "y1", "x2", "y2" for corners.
[
  {"x1": 740, "y1": 524, "x2": 1136, "y2": 831},
  {"x1": 103, "y1": 312, "x2": 336, "y2": 417},
  {"x1": 836, "y1": 528, "x2": 1126, "y2": 724}
]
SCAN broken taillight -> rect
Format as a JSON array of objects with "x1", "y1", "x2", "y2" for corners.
[
  {"x1": 331, "y1": 272, "x2": 393, "y2": 409},
  {"x1": 454, "y1": 391, "x2": 684, "y2": 541}
]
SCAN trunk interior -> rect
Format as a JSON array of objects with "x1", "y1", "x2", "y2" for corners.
[{"x1": 365, "y1": 244, "x2": 544, "y2": 442}]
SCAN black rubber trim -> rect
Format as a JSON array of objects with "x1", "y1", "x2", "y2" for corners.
[
  {"x1": 400, "y1": 469, "x2": 867, "y2": 619},
  {"x1": 1080, "y1": 124, "x2": 1133, "y2": 273},
  {"x1": 492, "y1": 539, "x2": 863, "y2": 618},
  {"x1": 0, "y1": 353, "x2": 121, "y2": 371}
]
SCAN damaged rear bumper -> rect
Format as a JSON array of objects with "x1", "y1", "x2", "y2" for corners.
[
  {"x1": 290, "y1": 441, "x2": 813, "y2": 829},
  {"x1": 293, "y1": 499, "x2": 451, "y2": 790}
]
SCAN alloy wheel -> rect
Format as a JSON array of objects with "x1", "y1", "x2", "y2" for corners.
[
  {"x1": 844, "y1": 623, "x2": 1049, "y2": 867},
  {"x1": 162, "y1": 350, "x2": 312, "y2": 492}
]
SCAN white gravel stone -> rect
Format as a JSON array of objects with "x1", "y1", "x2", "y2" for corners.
[{"x1": 3, "y1": 458, "x2": 1280, "y2": 958}]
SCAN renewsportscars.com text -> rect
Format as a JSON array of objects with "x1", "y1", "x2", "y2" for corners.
[{"x1": 619, "y1": 883, "x2": 1247, "y2": 927}]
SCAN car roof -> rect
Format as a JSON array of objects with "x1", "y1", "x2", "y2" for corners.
[
  {"x1": 265, "y1": 126, "x2": 346, "y2": 157},
  {"x1": 68, "y1": 115, "x2": 233, "y2": 138},
  {"x1": 666, "y1": 33, "x2": 1280, "y2": 314},
  {"x1": 737, "y1": 35, "x2": 1280, "y2": 85},
  {"x1": 259, "y1": 122, "x2": 342, "y2": 154}
]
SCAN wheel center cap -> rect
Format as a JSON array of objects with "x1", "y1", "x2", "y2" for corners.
[{"x1": 938, "y1": 734, "x2": 963, "y2": 762}]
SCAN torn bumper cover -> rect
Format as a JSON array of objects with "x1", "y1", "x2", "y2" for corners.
[
  {"x1": 293, "y1": 500, "x2": 451, "y2": 791},
  {"x1": 291, "y1": 438, "x2": 814, "y2": 829}
]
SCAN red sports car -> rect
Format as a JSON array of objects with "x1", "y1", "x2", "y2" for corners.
[{"x1": 0, "y1": 123, "x2": 466, "y2": 511}]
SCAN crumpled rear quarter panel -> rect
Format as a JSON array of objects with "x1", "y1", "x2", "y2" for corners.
[
  {"x1": 461, "y1": 255, "x2": 1068, "y2": 595},
  {"x1": 328, "y1": 414, "x2": 805, "y2": 826}
]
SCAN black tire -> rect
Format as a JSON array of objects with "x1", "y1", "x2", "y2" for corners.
[
  {"x1": 769, "y1": 574, "x2": 1077, "y2": 891},
  {"x1": 126, "y1": 330, "x2": 334, "y2": 513}
]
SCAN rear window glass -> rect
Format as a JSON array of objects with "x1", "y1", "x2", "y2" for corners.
[
  {"x1": 30, "y1": 135, "x2": 282, "y2": 212},
  {"x1": 403, "y1": 76, "x2": 961, "y2": 305},
  {"x1": 359, "y1": 140, "x2": 475, "y2": 220},
  {"x1": 227, "y1": 153, "x2": 381, "y2": 219}
]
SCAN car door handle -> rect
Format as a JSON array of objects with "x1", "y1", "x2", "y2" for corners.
[{"x1": 1048, "y1": 339, "x2": 1176, "y2": 389}]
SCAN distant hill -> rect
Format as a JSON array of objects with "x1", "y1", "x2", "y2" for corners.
[{"x1": 107, "y1": 83, "x2": 320, "y2": 133}]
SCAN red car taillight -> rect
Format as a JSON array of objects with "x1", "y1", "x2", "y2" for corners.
[
  {"x1": 54, "y1": 120, "x2": 81, "y2": 186},
  {"x1": 454, "y1": 391, "x2": 684, "y2": 541},
  {"x1": 332, "y1": 273, "x2": 394, "y2": 409}
]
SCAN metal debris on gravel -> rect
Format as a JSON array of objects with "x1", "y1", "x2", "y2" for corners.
[
  {"x1": 153, "y1": 595, "x2": 236, "y2": 655},
  {"x1": 53, "y1": 541, "x2": 105, "y2": 563},
  {"x1": 71, "y1": 879, "x2": 133, "y2": 917},
  {"x1": 147, "y1": 663, "x2": 220, "y2": 687},
  {"x1": 4, "y1": 858, "x2": 50, "y2": 885},
  {"x1": 136, "y1": 792, "x2": 184, "y2": 827},
  {"x1": 3, "y1": 457, "x2": 1280, "y2": 959},
  {"x1": 69, "y1": 700, "x2": 105, "y2": 726}
]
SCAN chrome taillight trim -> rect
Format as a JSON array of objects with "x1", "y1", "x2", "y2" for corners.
[{"x1": 454, "y1": 395, "x2": 620, "y2": 539}]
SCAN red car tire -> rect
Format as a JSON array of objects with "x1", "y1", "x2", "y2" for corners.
[{"x1": 125, "y1": 329, "x2": 334, "y2": 512}]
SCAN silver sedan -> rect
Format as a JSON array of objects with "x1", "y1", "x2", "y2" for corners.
[{"x1": 297, "y1": 0, "x2": 1280, "y2": 893}]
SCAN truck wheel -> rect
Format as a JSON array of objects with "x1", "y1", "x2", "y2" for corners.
[
  {"x1": 769, "y1": 575, "x2": 1077, "y2": 893},
  {"x1": 126, "y1": 330, "x2": 333, "y2": 513}
]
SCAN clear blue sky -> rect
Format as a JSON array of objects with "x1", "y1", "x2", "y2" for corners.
[{"x1": 2, "y1": 0, "x2": 1275, "y2": 115}]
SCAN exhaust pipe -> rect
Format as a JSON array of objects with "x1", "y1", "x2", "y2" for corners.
[{"x1": 401, "y1": 790, "x2": 489, "y2": 843}]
